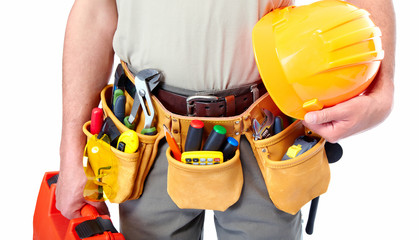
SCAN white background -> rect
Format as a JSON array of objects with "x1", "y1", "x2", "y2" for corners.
[{"x1": 1, "y1": 1, "x2": 418, "y2": 239}]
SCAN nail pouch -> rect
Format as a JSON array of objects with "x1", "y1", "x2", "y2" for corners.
[
  {"x1": 166, "y1": 147, "x2": 242, "y2": 211},
  {"x1": 247, "y1": 121, "x2": 330, "y2": 215}
]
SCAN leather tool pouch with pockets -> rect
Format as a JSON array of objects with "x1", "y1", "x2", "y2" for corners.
[
  {"x1": 166, "y1": 148, "x2": 243, "y2": 212},
  {"x1": 82, "y1": 63, "x2": 331, "y2": 214},
  {"x1": 163, "y1": 113, "x2": 244, "y2": 211},
  {"x1": 164, "y1": 93, "x2": 331, "y2": 214},
  {"x1": 82, "y1": 84, "x2": 163, "y2": 203},
  {"x1": 244, "y1": 95, "x2": 331, "y2": 215}
]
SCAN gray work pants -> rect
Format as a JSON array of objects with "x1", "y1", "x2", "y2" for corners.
[{"x1": 119, "y1": 136, "x2": 302, "y2": 239}]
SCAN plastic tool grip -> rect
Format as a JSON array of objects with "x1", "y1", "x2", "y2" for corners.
[
  {"x1": 202, "y1": 125, "x2": 227, "y2": 151},
  {"x1": 90, "y1": 108, "x2": 104, "y2": 135},
  {"x1": 184, "y1": 120, "x2": 204, "y2": 151}
]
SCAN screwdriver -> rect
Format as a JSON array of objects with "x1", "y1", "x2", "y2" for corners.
[{"x1": 184, "y1": 120, "x2": 204, "y2": 151}]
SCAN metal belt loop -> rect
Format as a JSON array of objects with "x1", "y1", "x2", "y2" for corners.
[
  {"x1": 186, "y1": 95, "x2": 219, "y2": 116},
  {"x1": 250, "y1": 84, "x2": 260, "y2": 102}
]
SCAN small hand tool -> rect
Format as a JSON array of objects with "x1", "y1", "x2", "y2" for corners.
[
  {"x1": 98, "y1": 117, "x2": 121, "y2": 147},
  {"x1": 90, "y1": 108, "x2": 103, "y2": 135},
  {"x1": 221, "y1": 137, "x2": 239, "y2": 162},
  {"x1": 163, "y1": 124, "x2": 182, "y2": 161},
  {"x1": 202, "y1": 125, "x2": 227, "y2": 151},
  {"x1": 110, "y1": 64, "x2": 126, "y2": 112},
  {"x1": 273, "y1": 116, "x2": 284, "y2": 135},
  {"x1": 252, "y1": 108, "x2": 274, "y2": 140},
  {"x1": 184, "y1": 120, "x2": 205, "y2": 151},
  {"x1": 117, "y1": 130, "x2": 139, "y2": 153},
  {"x1": 114, "y1": 94, "x2": 126, "y2": 123},
  {"x1": 124, "y1": 69, "x2": 161, "y2": 134},
  {"x1": 181, "y1": 151, "x2": 224, "y2": 165},
  {"x1": 282, "y1": 135, "x2": 318, "y2": 160}
]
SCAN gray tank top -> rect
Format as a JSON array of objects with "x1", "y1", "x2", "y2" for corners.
[{"x1": 113, "y1": 0, "x2": 293, "y2": 91}]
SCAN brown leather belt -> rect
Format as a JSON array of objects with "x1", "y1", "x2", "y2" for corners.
[
  {"x1": 155, "y1": 82, "x2": 267, "y2": 117},
  {"x1": 121, "y1": 61, "x2": 267, "y2": 117}
]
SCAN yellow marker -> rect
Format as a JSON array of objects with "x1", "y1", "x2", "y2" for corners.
[{"x1": 181, "y1": 151, "x2": 224, "y2": 165}]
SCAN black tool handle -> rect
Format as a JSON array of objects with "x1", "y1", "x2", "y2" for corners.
[
  {"x1": 184, "y1": 120, "x2": 204, "y2": 151},
  {"x1": 305, "y1": 196, "x2": 319, "y2": 235}
]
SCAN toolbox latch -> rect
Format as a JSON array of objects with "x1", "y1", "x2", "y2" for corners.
[{"x1": 75, "y1": 217, "x2": 118, "y2": 239}]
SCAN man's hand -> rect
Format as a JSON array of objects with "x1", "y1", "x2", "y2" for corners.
[
  {"x1": 303, "y1": 85, "x2": 393, "y2": 143},
  {"x1": 303, "y1": 0, "x2": 396, "y2": 143},
  {"x1": 55, "y1": 165, "x2": 109, "y2": 219}
]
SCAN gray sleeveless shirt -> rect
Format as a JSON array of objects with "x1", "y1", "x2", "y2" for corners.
[{"x1": 113, "y1": 0, "x2": 293, "y2": 91}]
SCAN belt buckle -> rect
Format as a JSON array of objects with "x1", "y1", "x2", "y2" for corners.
[
  {"x1": 250, "y1": 84, "x2": 260, "y2": 102},
  {"x1": 186, "y1": 95, "x2": 219, "y2": 116}
]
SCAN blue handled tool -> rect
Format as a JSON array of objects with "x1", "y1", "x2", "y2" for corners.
[
  {"x1": 114, "y1": 94, "x2": 126, "y2": 123},
  {"x1": 221, "y1": 137, "x2": 239, "y2": 161}
]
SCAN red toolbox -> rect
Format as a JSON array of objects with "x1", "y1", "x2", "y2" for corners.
[{"x1": 33, "y1": 171, "x2": 125, "y2": 240}]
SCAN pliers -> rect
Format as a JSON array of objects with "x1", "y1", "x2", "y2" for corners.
[{"x1": 124, "y1": 69, "x2": 161, "y2": 135}]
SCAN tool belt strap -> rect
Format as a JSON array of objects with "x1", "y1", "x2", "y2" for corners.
[{"x1": 121, "y1": 61, "x2": 267, "y2": 117}]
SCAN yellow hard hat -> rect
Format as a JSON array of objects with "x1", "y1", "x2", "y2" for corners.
[{"x1": 252, "y1": 0, "x2": 384, "y2": 119}]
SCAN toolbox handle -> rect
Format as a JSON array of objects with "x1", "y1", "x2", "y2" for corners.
[{"x1": 81, "y1": 204, "x2": 100, "y2": 218}]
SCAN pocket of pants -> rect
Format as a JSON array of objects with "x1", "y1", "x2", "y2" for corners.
[
  {"x1": 166, "y1": 147, "x2": 243, "y2": 211},
  {"x1": 250, "y1": 121, "x2": 330, "y2": 215},
  {"x1": 82, "y1": 122, "x2": 141, "y2": 203}
]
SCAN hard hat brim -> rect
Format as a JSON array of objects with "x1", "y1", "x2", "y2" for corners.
[{"x1": 252, "y1": 9, "x2": 307, "y2": 120}]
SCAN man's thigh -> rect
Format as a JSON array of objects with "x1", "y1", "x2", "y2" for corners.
[
  {"x1": 214, "y1": 136, "x2": 302, "y2": 240},
  {"x1": 119, "y1": 141, "x2": 205, "y2": 240}
]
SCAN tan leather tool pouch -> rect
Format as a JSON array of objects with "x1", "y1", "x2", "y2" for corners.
[
  {"x1": 164, "y1": 92, "x2": 330, "y2": 213},
  {"x1": 81, "y1": 62, "x2": 330, "y2": 212},
  {"x1": 245, "y1": 95, "x2": 331, "y2": 215},
  {"x1": 166, "y1": 148, "x2": 242, "y2": 211},
  {"x1": 161, "y1": 103, "x2": 244, "y2": 211},
  {"x1": 82, "y1": 84, "x2": 163, "y2": 203}
]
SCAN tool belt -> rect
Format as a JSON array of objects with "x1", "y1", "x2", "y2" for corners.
[{"x1": 82, "y1": 62, "x2": 331, "y2": 215}]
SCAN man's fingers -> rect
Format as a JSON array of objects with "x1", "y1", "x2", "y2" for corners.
[
  {"x1": 303, "y1": 122, "x2": 340, "y2": 143},
  {"x1": 88, "y1": 201, "x2": 110, "y2": 216},
  {"x1": 304, "y1": 105, "x2": 347, "y2": 125},
  {"x1": 303, "y1": 104, "x2": 353, "y2": 143}
]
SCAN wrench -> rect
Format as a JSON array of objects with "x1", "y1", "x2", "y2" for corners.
[{"x1": 124, "y1": 69, "x2": 160, "y2": 134}]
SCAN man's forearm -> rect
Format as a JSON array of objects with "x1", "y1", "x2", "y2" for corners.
[{"x1": 60, "y1": 0, "x2": 117, "y2": 174}]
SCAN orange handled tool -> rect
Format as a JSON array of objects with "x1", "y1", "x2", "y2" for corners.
[{"x1": 33, "y1": 172, "x2": 125, "y2": 240}]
